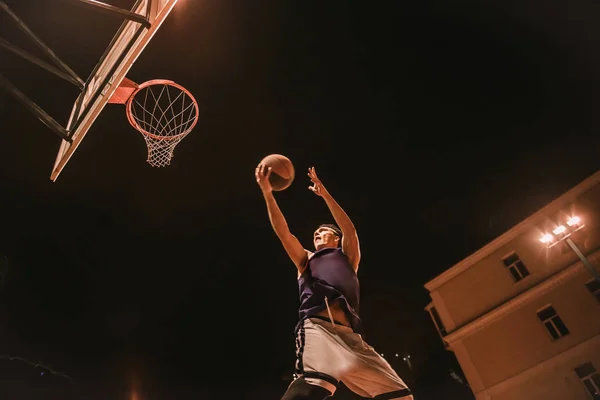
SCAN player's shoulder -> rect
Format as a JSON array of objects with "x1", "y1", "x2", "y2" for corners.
[{"x1": 297, "y1": 249, "x2": 313, "y2": 278}]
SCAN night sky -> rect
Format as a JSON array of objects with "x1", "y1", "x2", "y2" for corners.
[{"x1": 1, "y1": 0, "x2": 599, "y2": 399}]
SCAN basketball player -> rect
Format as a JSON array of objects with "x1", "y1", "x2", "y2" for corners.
[{"x1": 255, "y1": 165, "x2": 413, "y2": 400}]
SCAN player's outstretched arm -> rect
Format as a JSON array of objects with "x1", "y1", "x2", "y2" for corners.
[
  {"x1": 256, "y1": 164, "x2": 308, "y2": 272},
  {"x1": 308, "y1": 167, "x2": 361, "y2": 272}
]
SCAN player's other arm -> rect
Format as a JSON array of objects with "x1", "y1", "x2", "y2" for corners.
[
  {"x1": 256, "y1": 164, "x2": 308, "y2": 272},
  {"x1": 308, "y1": 167, "x2": 361, "y2": 272}
]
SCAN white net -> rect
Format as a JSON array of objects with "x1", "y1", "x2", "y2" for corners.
[{"x1": 127, "y1": 81, "x2": 199, "y2": 167}]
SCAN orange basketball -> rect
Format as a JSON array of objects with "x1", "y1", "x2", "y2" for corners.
[{"x1": 258, "y1": 154, "x2": 295, "y2": 191}]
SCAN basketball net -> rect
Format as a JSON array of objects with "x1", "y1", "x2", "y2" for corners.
[{"x1": 110, "y1": 78, "x2": 199, "y2": 167}]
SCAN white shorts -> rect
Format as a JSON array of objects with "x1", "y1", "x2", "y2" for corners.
[{"x1": 293, "y1": 317, "x2": 413, "y2": 399}]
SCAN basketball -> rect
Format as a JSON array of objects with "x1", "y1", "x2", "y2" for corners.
[{"x1": 258, "y1": 154, "x2": 295, "y2": 191}]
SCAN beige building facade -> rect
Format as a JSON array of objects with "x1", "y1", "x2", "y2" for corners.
[{"x1": 425, "y1": 170, "x2": 600, "y2": 400}]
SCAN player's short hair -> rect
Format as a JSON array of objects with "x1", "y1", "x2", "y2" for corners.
[{"x1": 318, "y1": 223, "x2": 342, "y2": 239}]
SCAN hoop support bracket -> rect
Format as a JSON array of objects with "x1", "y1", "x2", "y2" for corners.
[
  {"x1": 108, "y1": 77, "x2": 140, "y2": 104},
  {"x1": 0, "y1": 74, "x2": 71, "y2": 142},
  {"x1": 0, "y1": 1, "x2": 84, "y2": 88},
  {"x1": 61, "y1": 0, "x2": 152, "y2": 28}
]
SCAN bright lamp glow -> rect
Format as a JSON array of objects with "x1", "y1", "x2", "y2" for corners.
[
  {"x1": 567, "y1": 216, "x2": 580, "y2": 226},
  {"x1": 553, "y1": 225, "x2": 566, "y2": 235},
  {"x1": 540, "y1": 233, "x2": 554, "y2": 244}
]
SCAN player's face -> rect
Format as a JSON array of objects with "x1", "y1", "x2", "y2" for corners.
[{"x1": 313, "y1": 227, "x2": 339, "y2": 250}]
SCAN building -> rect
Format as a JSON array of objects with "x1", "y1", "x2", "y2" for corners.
[{"x1": 424, "y1": 170, "x2": 600, "y2": 400}]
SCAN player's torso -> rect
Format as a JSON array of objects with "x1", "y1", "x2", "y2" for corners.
[{"x1": 298, "y1": 247, "x2": 360, "y2": 328}]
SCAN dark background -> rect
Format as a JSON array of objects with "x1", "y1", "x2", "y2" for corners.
[{"x1": 1, "y1": 0, "x2": 598, "y2": 398}]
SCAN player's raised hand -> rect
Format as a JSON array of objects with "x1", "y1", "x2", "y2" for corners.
[
  {"x1": 308, "y1": 167, "x2": 328, "y2": 197},
  {"x1": 255, "y1": 164, "x2": 273, "y2": 193}
]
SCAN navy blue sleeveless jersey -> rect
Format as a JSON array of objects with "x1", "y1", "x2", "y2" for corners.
[{"x1": 297, "y1": 247, "x2": 363, "y2": 335}]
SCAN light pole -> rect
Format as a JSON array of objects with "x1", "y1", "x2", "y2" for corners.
[
  {"x1": 402, "y1": 354, "x2": 412, "y2": 371},
  {"x1": 539, "y1": 215, "x2": 600, "y2": 283}
]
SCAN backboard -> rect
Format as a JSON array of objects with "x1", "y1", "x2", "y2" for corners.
[{"x1": 51, "y1": 0, "x2": 180, "y2": 181}]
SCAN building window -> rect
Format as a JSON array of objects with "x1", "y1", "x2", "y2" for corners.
[
  {"x1": 429, "y1": 306, "x2": 447, "y2": 336},
  {"x1": 502, "y1": 253, "x2": 530, "y2": 282},
  {"x1": 536, "y1": 305, "x2": 569, "y2": 340},
  {"x1": 585, "y1": 279, "x2": 600, "y2": 302},
  {"x1": 575, "y1": 362, "x2": 600, "y2": 399}
]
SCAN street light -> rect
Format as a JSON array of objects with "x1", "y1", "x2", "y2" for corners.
[{"x1": 539, "y1": 215, "x2": 600, "y2": 283}]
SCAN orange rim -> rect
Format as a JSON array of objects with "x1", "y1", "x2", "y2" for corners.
[{"x1": 125, "y1": 79, "x2": 199, "y2": 141}]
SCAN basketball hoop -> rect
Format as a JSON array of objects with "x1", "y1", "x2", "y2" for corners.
[{"x1": 110, "y1": 78, "x2": 199, "y2": 167}]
